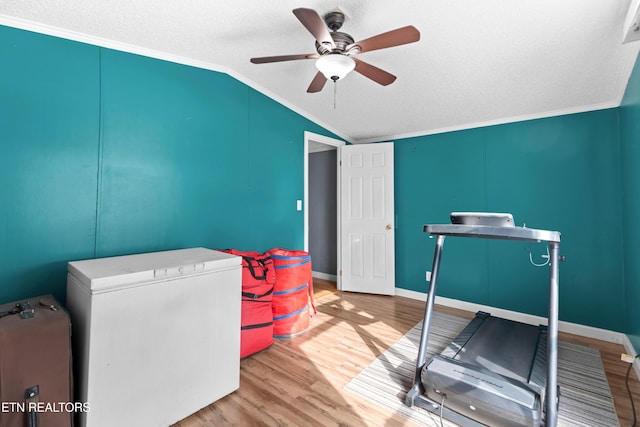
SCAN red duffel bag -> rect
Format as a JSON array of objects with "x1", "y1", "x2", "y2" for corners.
[{"x1": 220, "y1": 249, "x2": 275, "y2": 358}]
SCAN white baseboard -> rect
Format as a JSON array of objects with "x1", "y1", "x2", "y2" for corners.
[{"x1": 312, "y1": 271, "x2": 337, "y2": 281}]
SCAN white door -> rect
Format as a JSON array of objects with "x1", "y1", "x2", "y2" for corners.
[{"x1": 339, "y1": 142, "x2": 395, "y2": 295}]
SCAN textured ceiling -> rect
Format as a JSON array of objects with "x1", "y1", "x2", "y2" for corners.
[{"x1": 1, "y1": 0, "x2": 640, "y2": 143}]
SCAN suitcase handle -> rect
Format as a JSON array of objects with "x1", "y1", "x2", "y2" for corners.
[
  {"x1": 0, "y1": 302, "x2": 34, "y2": 320},
  {"x1": 24, "y1": 385, "x2": 39, "y2": 427}
]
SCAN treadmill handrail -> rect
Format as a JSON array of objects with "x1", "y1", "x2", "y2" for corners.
[{"x1": 423, "y1": 224, "x2": 560, "y2": 243}]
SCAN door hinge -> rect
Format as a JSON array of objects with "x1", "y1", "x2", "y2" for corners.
[{"x1": 339, "y1": 269, "x2": 342, "y2": 276}]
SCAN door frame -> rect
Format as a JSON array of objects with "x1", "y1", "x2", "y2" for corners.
[{"x1": 303, "y1": 131, "x2": 346, "y2": 289}]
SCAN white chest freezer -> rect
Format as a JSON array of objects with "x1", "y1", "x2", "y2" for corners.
[{"x1": 66, "y1": 247, "x2": 242, "y2": 427}]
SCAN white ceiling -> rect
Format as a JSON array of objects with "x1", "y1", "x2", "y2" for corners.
[{"x1": 2, "y1": 1, "x2": 640, "y2": 143}]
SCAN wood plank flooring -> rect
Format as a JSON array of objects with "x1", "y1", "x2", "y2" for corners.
[{"x1": 175, "y1": 279, "x2": 640, "y2": 426}]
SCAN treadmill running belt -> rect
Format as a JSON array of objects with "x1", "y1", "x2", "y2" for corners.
[
  {"x1": 455, "y1": 316, "x2": 541, "y2": 383},
  {"x1": 421, "y1": 312, "x2": 548, "y2": 427}
]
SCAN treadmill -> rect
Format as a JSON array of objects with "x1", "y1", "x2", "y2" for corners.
[{"x1": 405, "y1": 213, "x2": 562, "y2": 427}]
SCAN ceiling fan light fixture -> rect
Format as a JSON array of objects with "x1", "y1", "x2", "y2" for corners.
[{"x1": 315, "y1": 54, "x2": 356, "y2": 81}]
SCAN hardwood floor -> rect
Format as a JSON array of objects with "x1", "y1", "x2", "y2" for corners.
[{"x1": 175, "y1": 278, "x2": 640, "y2": 426}]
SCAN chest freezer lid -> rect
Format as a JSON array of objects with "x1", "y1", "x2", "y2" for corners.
[{"x1": 67, "y1": 248, "x2": 240, "y2": 292}]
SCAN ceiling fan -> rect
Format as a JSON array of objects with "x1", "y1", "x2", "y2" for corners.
[{"x1": 250, "y1": 8, "x2": 420, "y2": 93}]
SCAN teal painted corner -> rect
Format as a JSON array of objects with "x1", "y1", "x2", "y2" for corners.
[{"x1": 621, "y1": 50, "x2": 640, "y2": 356}]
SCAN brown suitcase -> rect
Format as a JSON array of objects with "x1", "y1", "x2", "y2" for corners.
[{"x1": 0, "y1": 295, "x2": 73, "y2": 427}]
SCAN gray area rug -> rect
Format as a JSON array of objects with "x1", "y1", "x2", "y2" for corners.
[{"x1": 345, "y1": 311, "x2": 619, "y2": 427}]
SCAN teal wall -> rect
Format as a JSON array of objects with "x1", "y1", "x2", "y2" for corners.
[
  {"x1": 1, "y1": 23, "x2": 638, "y2": 339},
  {"x1": 621, "y1": 52, "x2": 640, "y2": 353},
  {"x1": 394, "y1": 110, "x2": 626, "y2": 332},
  {"x1": 0, "y1": 25, "x2": 334, "y2": 305},
  {"x1": 0, "y1": 27, "x2": 100, "y2": 303}
]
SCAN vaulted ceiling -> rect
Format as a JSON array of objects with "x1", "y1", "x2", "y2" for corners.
[{"x1": 2, "y1": 1, "x2": 640, "y2": 143}]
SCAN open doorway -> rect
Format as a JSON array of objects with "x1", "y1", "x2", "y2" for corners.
[{"x1": 303, "y1": 131, "x2": 346, "y2": 292}]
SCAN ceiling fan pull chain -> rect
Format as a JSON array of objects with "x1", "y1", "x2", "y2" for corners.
[{"x1": 333, "y1": 80, "x2": 337, "y2": 109}]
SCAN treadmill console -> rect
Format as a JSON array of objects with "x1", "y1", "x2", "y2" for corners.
[{"x1": 450, "y1": 212, "x2": 514, "y2": 227}]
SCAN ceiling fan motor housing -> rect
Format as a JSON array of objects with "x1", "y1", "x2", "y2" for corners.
[{"x1": 315, "y1": 32, "x2": 356, "y2": 55}]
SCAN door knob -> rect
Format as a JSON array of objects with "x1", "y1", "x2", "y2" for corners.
[{"x1": 386, "y1": 224, "x2": 392, "y2": 230}]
